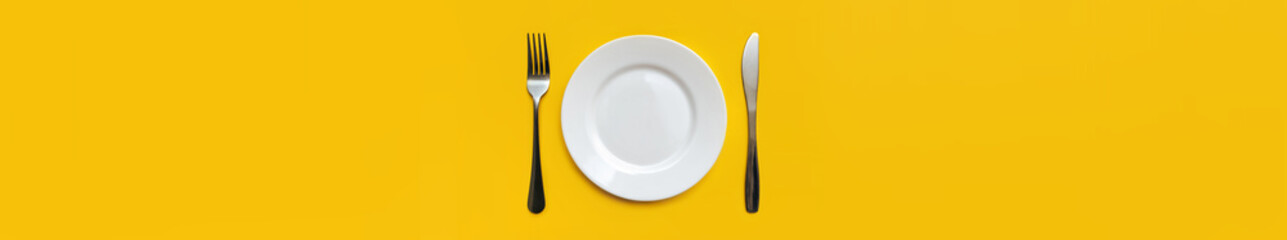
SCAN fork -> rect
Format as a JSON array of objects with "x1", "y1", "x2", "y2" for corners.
[{"x1": 526, "y1": 33, "x2": 549, "y2": 213}]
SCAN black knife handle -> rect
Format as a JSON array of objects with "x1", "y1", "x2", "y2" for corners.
[
  {"x1": 528, "y1": 108, "x2": 545, "y2": 213},
  {"x1": 745, "y1": 140, "x2": 759, "y2": 213}
]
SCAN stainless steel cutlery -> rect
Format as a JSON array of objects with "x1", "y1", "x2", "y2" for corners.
[
  {"x1": 742, "y1": 33, "x2": 761, "y2": 213},
  {"x1": 526, "y1": 33, "x2": 550, "y2": 213}
]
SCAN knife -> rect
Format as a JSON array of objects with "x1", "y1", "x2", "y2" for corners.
[{"x1": 742, "y1": 33, "x2": 760, "y2": 213}]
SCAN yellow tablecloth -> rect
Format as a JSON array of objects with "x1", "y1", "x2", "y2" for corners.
[{"x1": 3, "y1": 0, "x2": 1285, "y2": 239}]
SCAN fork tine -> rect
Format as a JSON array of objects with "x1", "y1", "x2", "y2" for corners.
[
  {"x1": 536, "y1": 33, "x2": 545, "y2": 76},
  {"x1": 532, "y1": 33, "x2": 540, "y2": 76},
  {"x1": 541, "y1": 33, "x2": 550, "y2": 76},
  {"x1": 527, "y1": 33, "x2": 534, "y2": 76}
]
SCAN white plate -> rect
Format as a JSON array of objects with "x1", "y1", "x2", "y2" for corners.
[{"x1": 562, "y1": 35, "x2": 726, "y2": 201}]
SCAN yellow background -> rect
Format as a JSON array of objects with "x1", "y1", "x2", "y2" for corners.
[{"x1": 2, "y1": 0, "x2": 1285, "y2": 239}]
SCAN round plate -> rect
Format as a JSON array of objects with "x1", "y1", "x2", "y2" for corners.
[{"x1": 562, "y1": 35, "x2": 726, "y2": 201}]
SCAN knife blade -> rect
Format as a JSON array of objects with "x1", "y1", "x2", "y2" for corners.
[{"x1": 742, "y1": 32, "x2": 760, "y2": 213}]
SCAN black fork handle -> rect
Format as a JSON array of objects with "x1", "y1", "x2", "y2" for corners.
[{"x1": 528, "y1": 107, "x2": 545, "y2": 213}]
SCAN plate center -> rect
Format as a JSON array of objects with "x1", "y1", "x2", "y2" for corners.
[{"x1": 594, "y1": 65, "x2": 694, "y2": 170}]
